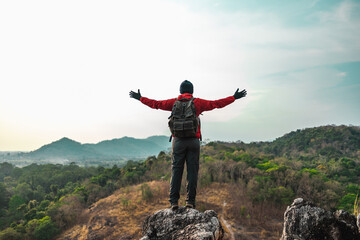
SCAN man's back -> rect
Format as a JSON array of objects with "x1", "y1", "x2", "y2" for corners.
[{"x1": 140, "y1": 92, "x2": 237, "y2": 139}]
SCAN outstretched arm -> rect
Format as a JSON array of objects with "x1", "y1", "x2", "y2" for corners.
[
  {"x1": 196, "y1": 88, "x2": 247, "y2": 114},
  {"x1": 129, "y1": 89, "x2": 175, "y2": 111}
]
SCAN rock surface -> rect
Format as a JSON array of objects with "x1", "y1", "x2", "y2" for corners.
[
  {"x1": 140, "y1": 207, "x2": 224, "y2": 240},
  {"x1": 281, "y1": 198, "x2": 360, "y2": 240}
]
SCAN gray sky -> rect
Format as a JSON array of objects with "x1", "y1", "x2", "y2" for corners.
[{"x1": 1, "y1": 0, "x2": 359, "y2": 151}]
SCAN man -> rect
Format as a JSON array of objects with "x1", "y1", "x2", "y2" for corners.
[{"x1": 129, "y1": 80, "x2": 246, "y2": 210}]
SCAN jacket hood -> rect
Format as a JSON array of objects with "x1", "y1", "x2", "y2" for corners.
[{"x1": 177, "y1": 93, "x2": 193, "y2": 101}]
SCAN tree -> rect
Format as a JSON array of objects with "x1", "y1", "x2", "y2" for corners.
[
  {"x1": 38, "y1": 200, "x2": 50, "y2": 211},
  {"x1": 0, "y1": 227, "x2": 22, "y2": 240},
  {"x1": 14, "y1": 182, "x2": 33, "y2": 202},
  {"x1": 33, "y1": 216, "x2": 59, "y2": 240},
  {"x1": 28, "y1": 200, "x2": 38, "y2": 209},
  {"x1": 0, "y1": 162, "x2": 14, "y2": 179},
  {"x1": 8, "y1": 195, "x2": 25, "y2": 212},
  {"x1": 50, "y1": 184, "x2": 58, "y2": 196},
  {"x1": 269, "y1": 186, "x2": 294, "y2": 205},
  {"x1": 24, "y1": 208, "x2": 37, "y2": 221},
  {"x1": 0, "y1": 182, "x2": 9, "y2": 210},
  {"x1": 33, "y1": 185, "x2": 46, "y2": 202}
]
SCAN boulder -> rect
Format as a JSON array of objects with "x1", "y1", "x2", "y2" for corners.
[
  {"x1": 281, "y1": 198, "x2": 360, "y2": 240},
  {"x1": 140, "y1": 207, "x2": 223, "y2": 240}
]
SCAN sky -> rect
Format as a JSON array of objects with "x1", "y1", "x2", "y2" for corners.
[{"x1": 0, "y1": 0, "x2": 359, "y2": 151}]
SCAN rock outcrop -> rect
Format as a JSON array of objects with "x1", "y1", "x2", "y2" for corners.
[
  {"x1": 281, "y1": 198, "x2": 360, "y2": 240},
  {"x1": 140, "y1": 207, "x2": 224, "y2": 240}
]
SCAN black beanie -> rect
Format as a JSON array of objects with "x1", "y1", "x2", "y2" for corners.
[{"x1": 180, "y1": 80, "x2": 193, "y2": 94}]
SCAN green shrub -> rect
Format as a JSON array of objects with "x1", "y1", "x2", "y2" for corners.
[
  {"x1": 140, "y1": 183, "x2": 153, "y2": 202},
  {"x1": 34, "y1": 216, "x2": 59, "y2": 240},
  {"x1": 0, "y1": 227, "x2": 22, "y2": 240},
  {"x1": 338, "y1": 193, "x2": 357, "y2": 212}
]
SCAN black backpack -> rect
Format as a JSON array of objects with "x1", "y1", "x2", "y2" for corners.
[{"x1": 168, "y1": 97, "x2": 199, "y2": 138}]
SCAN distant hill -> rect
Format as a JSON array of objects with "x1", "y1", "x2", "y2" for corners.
[
  {"x1": 84, "y1": 136, "x2": 171, "y2": 158},
  {"x1": 28, "y1": 137, "x2": 101, "y2": 160},
  {"x1": 212, "y1": 125, "x2": 360, "y2": 159},
  {"x1": 25, "y1": 136, "x2": 171, "y2": 162},
  {"x1": 261, "y1": 125, "x2": 360, "y2": 158}
]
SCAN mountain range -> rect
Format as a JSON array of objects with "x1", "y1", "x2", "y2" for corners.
[
  {"x1": 25, "y1": 135, "x2": 172, "y2": 161},
  {"x1": 2, "y1": 125, "x2": 359, "y2": 167}
]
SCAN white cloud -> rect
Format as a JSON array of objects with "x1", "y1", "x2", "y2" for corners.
[
  {"x1": 316, "y1": 0, "x2": 355, "y2": 23},
  {"x1": 337, "y1": 72, "x2": 347, "y2": 77}
]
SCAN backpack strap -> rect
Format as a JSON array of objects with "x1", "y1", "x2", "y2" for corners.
[
  {"x1": 192, "y1": 98, "x2": 202, "y2": 141},
  {"x1": 199, "y1": 118, "x2": 202, "y2": 141}
]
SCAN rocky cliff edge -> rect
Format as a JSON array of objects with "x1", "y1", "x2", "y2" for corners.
[
  {"x1": 281, "y1": 198, "x2": 360, "y2": 240},
  {"x1": 140, "y1": 207, "x2": 224, "y2": 240}
]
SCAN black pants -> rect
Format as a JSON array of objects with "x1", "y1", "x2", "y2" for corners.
[{"x1": 169, "y1": 137, "x2": 200, "y2": 206}]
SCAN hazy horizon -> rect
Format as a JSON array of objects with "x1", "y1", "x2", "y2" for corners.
[
  {"x1": 1, "y1": 0, "x2": 359, "y2": 151},
  {"x1": 1, "y1": 124, "x2": 359, "y2": 152}
]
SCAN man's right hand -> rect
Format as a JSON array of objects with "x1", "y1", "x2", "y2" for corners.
[
  {"x1": 233, "y1": 88, "x2": 247, "y2": 99},
  {"x1": 129, "y1": 89, "x2": 142, "y2": 100}
]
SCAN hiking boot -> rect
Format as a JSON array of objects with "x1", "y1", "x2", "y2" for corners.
[
  {"x1": 185, "y1": 203, "x2": 194, "y2": 209},
  {"x1": 170, "y1": 203, "x2": 179, "y2": 211}
]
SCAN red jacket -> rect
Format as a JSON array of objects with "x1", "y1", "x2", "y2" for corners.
[{"x1": 140, "y1": 93, "x2": 236, "y2": 139}]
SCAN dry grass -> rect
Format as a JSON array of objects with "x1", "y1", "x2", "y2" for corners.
[
  {"x1": 354, "y1": 194, "x2": 359, "y2": 217},
  {"x1": 197, "y1": 182, "x2": 283, "y2": 240},
  {"x1": 58, "y1": 181, "x2": 169, "y2": 239},
  {"x1": 58, "y1": 180, "x2": 284, "y2": 240}
]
